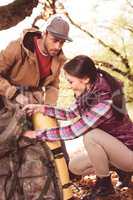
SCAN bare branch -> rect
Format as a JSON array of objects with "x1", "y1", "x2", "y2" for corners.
[
  {"x1": 95, "y1": 60, "x2": 133, "y2": 81},
  {"x1": 45, "y1": 0, "x2": 56, "y2": 14},
  {"x1": 125, "y1": 26, "x2": 133, "y2": 34},
  {"x1": 98, "y1": 25, "x2": 129, "y2": 63},
  {"x1": 126, "y1": 0, "x2": 133, "y2": 8},
  {"x1": 65, "y1": 12, "x2": 130, "y2": 71}
]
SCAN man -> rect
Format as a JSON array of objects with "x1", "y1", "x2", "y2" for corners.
[
  {"x1": 0, "y1": 17, "x2": 74, "y2": 199},
  {"x1": 0, "y1": 14, "x2": 72, "y2": 167},
  {"x1": 0, "y1": 16, "x2": 72, "y2": 106}
]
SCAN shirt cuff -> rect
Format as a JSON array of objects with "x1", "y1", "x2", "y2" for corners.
[{"x1": 36, "y1": 130, "x2": 46, "y2": 141}]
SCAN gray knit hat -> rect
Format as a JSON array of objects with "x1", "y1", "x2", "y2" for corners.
[{"x1": 46, "y1": 16, "x2": 72, "y2": 42}]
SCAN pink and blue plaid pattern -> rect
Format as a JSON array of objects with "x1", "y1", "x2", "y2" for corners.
[
  {"x1": 43, "y1": 103, "x2": 80, "y2": 120},
  {"x1": 37, "y1": 100, "x2": 112, "y2": 141}
]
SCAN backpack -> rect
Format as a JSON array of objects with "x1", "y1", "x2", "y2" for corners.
[{"x1": 0, "y1": 98, "x2": 63, "y2": 200}]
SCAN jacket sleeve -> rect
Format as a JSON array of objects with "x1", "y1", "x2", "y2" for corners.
[
  {"x1": 44, "y1": 86, "x2": 59, "y2": 106},
  {"x1": 0, "y1": 41, "x2": 20, "y2": 98}
]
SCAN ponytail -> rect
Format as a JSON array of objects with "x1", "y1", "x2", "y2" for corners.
[{"x1": 97, "y1": 69, "x2": 126, "y2": 120}]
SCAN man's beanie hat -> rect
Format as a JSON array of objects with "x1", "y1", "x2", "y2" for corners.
[{"x1": 46, "y1": 16, "x2": 72, "y2": 42}]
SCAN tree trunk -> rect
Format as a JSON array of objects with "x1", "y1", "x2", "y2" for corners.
[{"x1": 0, "y1": 0, "x2": 38, "y2": 30}]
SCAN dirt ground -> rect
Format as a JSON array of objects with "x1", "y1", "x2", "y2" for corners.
[{"x1": 71, "y1": 172, "x2": 133, "y2": 200}]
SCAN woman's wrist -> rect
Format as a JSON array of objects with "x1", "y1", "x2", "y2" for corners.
[{"x1": 36, "y1": 130, "x2": 45, "y2": 141}]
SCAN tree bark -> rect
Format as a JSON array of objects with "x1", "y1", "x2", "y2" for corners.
[{"x1": 0, "y1": 0, "x2": 38, "y2": 30}]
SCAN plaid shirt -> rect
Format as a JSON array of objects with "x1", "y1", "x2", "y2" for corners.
[{"x1": 37, "y1": 100, "x2": 112, "y2": 141}]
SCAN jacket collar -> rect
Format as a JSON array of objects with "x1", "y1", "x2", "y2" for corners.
[
  {"x1": 20, "y1": 28, "x2": 65, "y2": 62},
  {"x1": 20, "y1": 28, "x2": 41, "y2": 53}
]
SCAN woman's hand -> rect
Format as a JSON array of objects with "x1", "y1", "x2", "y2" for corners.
[
  {"x1": 23, "y1": 104, "x2": 44, "y2": 116},
  {"x1": 23, "y1": 130, "x2": 37, "y2": 139}
]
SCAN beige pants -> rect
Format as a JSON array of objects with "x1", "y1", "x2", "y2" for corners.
[{"x1": 69, "y1": 129, "x2": 133, "y2": 178}]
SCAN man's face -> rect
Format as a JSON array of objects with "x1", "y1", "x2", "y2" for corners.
[{"x1": 42, "y1": 32, "x2": 65, "y2": 56}]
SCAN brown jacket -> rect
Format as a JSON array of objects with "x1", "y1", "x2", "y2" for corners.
[{"x1": 0, "y1": 28, "x2": 66, "y2": 105}]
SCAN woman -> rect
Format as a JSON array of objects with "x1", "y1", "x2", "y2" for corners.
[{"x1": 23, "y1": 55, "x2": 133, "y2": 199}]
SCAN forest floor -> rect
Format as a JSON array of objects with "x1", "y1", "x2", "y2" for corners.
[{"x1": 71, "y1": 172, "x2": 133, "y2": 200}]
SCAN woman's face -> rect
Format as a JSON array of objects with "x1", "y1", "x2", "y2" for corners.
[{"x1": 65, "y1": 72, "x2": 90, "y2": 97}]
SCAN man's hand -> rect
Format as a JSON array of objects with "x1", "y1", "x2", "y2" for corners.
[
  {"x1": 15, "y1": 94, "x2": 29, "y2": 105},
  {"x1": 5, "y1": 86, "x2": 17, "y2": 99},
  {"x1": 5, "y1": 86, "x2": 29, "y2": 106}
]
